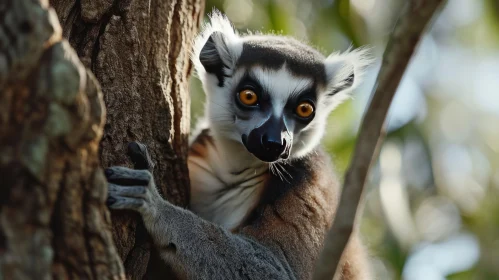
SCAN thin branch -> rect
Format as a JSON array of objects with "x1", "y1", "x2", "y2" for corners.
[{"x1": 313, "y1": 0, "x2": 447, "y2": 279}]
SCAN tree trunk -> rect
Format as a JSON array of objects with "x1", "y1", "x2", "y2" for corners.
[
  {"x1": 0, "y1": 1, "x2": 124, "y2": 279},
  {"x1": 50, "y1": 0, "x2": 203, "y2": 279},
  {"x1": 1, "y1": 0, "x2": 203, "y2": 279}
]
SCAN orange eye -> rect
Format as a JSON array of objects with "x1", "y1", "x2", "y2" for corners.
[
  {"x1": 296, "y1": 101, "x2": 314, "y2": 118},
  {"x1": 238, "y1": 89, "x2": 258, "y2": 106}
]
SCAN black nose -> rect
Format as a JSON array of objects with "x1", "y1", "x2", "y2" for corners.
[
  {"x1": 243, "y1": 117, "x2": 292, "y2": 162},
  {"x1": 261, "y1": 134, "x2": 286, "y2": 156}
]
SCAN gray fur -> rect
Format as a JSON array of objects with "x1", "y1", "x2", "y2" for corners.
[
  {"x1": 106, "y1": 166, "x2": 295, "y2": 279},
  {"x1": 237, "y1": 36, "x2": 328, "y2": 84}
]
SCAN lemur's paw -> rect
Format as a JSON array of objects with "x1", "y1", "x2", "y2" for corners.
[
  {"x1": 127, "y1": 141, "x2": 155, "y2": 171},
  {"x1": 105, "y1": 166, "x2": 159, "y2": 214}
]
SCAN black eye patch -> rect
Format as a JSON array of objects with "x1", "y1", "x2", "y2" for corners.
[
  {"x1": 285, "y1": 86, "x2": 317, "y2": 109},
  {"x1": 233, "y1": 72, "x2": 272, "y2": 111},
  {"x1": 234, "y1": 73, "x2": 265, "y2": 96}
]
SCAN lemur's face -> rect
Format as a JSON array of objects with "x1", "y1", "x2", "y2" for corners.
[
  {"x1": 209, "y1": 65, "x2": 315, "y2": 162},
  {"x1": 193, "y1": 13, "x2": 370, "y2": 162}
]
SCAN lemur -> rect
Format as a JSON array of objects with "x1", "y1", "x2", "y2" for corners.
[{"x1": 105, "y1": 11, "x2": 372, "y2": 280}]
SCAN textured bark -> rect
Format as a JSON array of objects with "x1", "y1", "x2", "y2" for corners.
[
  {"x1": 0, "y1": 0, "x2": 124, "y2": 279},
  {"x1": 50, "y1": 0, "x2": 204, "y2": 278}
]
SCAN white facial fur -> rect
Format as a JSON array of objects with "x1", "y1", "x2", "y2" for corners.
[
  {"x1": 207, "y1": 65, "x2": 314, "y2": 156},
  {"x1": 191, "y1": 10, "x2": 372, "y2": 161}
]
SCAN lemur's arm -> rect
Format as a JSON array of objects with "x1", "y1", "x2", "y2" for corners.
[{"x1": 106, "y1": 143, "x2": 295, "y2": 280}]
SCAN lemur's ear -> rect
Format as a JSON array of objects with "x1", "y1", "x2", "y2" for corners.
[
  {"x1": 192, "y1": 10, "x2": 242, "y2": 87},
  {"x1": 199, "y1": 31, "x2": 231, "y2": 87},
  {"x1": 322, "y1": 47, "x2": 373, "y2": 107}
]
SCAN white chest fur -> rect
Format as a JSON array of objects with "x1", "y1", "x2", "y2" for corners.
[{"x1": 188, "y1": 131, "x2": 268, "y2": 230}]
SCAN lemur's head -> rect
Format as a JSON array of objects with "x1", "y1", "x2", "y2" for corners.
[{"x1": 193, "y1": 11, "x2": 372, "y2": 163}]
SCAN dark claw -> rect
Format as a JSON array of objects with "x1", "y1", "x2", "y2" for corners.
[
  {"x1": 128, "y1": 142, "x2": 155, "y2": 171},
  {"x1": 105, "y1": 168, "x2": 114, "y2": 177},
  {"x1": 106, "y1": 196, "x2": 117, "y2": 206}
]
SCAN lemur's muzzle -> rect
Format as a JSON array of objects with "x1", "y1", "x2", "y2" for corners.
[{"x1": 242, "y1": 117, "x2": 292, "y2": 162}]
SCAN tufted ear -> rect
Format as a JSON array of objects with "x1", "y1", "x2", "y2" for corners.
[
  {"x1": 322, "y1": 47, "x2": 373, "y2": 105},
  {"x1": 192, "y1": 10, "x2": 242, "y2": 87},
  {"x1": 199, "y1": 31, "x2": 232, "y2": 87}
]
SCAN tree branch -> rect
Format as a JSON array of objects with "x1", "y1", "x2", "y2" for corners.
[{"x1": 313, "y1": 1, "x2": 447, "y2": 279}]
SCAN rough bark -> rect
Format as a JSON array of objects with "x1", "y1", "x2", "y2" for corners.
[
  {"x1": 49, "y1": 0, "x2": 204, "y2": 278},
  {"x1": 313, "y1": 1, "x2": 447, "y2": 280},
  {"x1": 0, "y1": 0, "x2": 124, "y2": 279}
]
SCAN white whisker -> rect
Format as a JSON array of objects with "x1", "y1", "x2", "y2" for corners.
[
  {"x1": 276, "y1": 162, "x2": 291, "y2": 183},
  {"x1": 279, "y1": 162, "x2": 292, "y2": 179}
]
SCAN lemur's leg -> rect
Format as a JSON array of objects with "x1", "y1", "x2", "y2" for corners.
[{"x1": 106, "y1": 143, "x2": 294, "y2": 280}]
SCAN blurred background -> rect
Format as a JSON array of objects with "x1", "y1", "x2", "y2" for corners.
[{"x1": 190, "y1": 0, "x2": 499, "y2": 279}]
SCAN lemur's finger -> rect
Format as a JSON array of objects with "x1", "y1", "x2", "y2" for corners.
[
  {"x1": 105, "y1": 166, "x2": 152, "y2": 186},
  {"x1": 127, "y1": 141, "x2": 155, "y2": 171},
  {"x1": 108, "y1": 183, "x2": 148, "y2": 198},
  {"x1": 106, "y1": 196, "x2": 145, "y2": 211}
]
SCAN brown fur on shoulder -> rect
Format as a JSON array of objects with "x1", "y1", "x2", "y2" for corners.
[{"x1": 237, "y1": 149, "x2": 370, "y2": 279}]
